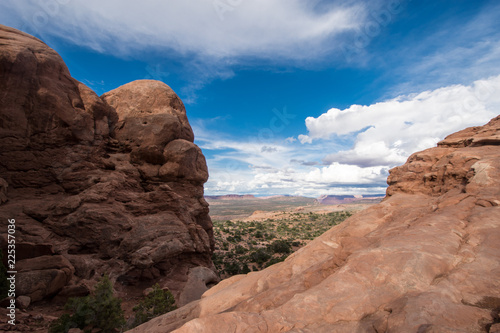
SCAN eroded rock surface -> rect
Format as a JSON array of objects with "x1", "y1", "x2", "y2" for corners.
[
  {"x1": 0, "y1": 25, "x2": 216, "y2": 303},
  {"x1": 132, "y1": 115, "x2": 500, "y2": 332}
]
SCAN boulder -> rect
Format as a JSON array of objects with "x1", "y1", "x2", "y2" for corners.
[
  {"x1": 101, "y1": 80, "x2": 194, "y2": 149},
  {"x1": 491, "y1": 323, "x2": 500, "y2": 333},
  {"x1": 16, "y1": 255, "x2": 74, "y2": 302},
  {"x1": 16, "y1": 296, "x2": 31, "y2": 309},
  {"x1": 67, "y1": 329, "x2": 84, "y2": 333},
  {"x1": 56, "y1": 283, "x2": 91, "y2": 300},
  {"x1": 178, "y1": 266, "x2": 219, "y2": 307},
  {"x1": 160, "y1": 140, "x2": 209, "y2": 183}
]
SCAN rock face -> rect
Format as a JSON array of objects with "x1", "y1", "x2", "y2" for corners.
[
  {"x1": 131, "y1": 115, "x2": 500, "y2": 333},
  {"x1": 0, "y1": 25, "x2": 216, "y2": 303}
]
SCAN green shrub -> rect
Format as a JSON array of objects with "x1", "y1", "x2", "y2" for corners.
[
  {"x1": 254, "y1": 230, "x2": 264, "y2": 238},
  {"x1": 227, "y1": 234, "x2": 242, "y2": 243},
  {"x1": 212, "y1": 253, "x2": 223, "y2": 270},
  {"x1": 49, "y1": 314, "x2": 73, "y2": 333},
  {"x1": 223, "y1": 262, "x2": 243, "y2": 275},
  {"x1": 241, "y1": 264, "x2": 251, "y2": 274},
  {"x1": 265, "y1": 232, "x2": 276, "y2": 240},
  {"x1": 249, "y1": 249, "x2": 271, "y2": 266},
  {"x1": 235, "y1": 245, "x2": 246, "y2": 255},
  {"x1": 268, "y1": 240, "x2": 292, "y2": 254},
  {"x1": 49, "y1": 275, "x2": 125, "y2": 333},
  {"x1": 131, "y1": 284, "x2": 176, "y2": 328}
]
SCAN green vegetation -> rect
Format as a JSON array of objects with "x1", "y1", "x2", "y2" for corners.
[
  {"x1": 49, "y1": 275, "x2": 125, "y2": 333},
  {"x1": 131, "y1": 283, "x2": 177, "y2": 328},
  {"x1": 213, "y1": 211, "x2": 352, "y2": 278},
  {"x1": 50, "y1": 277, "x2": 179, "y2": 332}
]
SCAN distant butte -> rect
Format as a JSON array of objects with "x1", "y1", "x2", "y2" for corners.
[{"x1": 205, "y1": 194, "x2": 256, "y2": 200}]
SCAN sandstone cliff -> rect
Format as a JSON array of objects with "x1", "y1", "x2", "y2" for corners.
[
  {"x1": 0, "y1": 25, "x2": 216, "y2": 307},
  {"x1": 132, "y1": 115, "x2": 500, "y2": 332}
]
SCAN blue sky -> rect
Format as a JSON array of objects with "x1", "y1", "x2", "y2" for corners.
[{"x1": 1, "y1": 0, "x2": 500, "y2": 197}]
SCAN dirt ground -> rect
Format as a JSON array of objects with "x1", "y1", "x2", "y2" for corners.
[{"x1": 239, "y1": 203, "x2": 375, "y2": 222}]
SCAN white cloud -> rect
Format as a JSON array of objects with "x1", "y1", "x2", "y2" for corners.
[
  {"x1": 298, "y1": 134, "x2": 313, "y2": 144},
  {"x1": 1, "y1": 0, "x2": 365, "y2": 61},
  {"x1": 303, "y1": 163, "x2": 387, "y2": 185},
  {"x1": 301, "y1": 75, "x2": 500, "y2": 167},
  {"x1": 324, "y1": 141, "x2": 406, "y2": 167}
]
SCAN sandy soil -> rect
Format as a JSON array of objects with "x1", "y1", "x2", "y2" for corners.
[{"x1": 239, "y1": 203, "x2": 375, "y2": 222}]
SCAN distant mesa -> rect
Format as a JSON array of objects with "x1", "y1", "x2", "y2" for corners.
[
  {"x1": 316, "y1": 194, "x2": 385, "y2": 205},
  {"x1": 258, "y1": 194, "x2": 295, "y2": 199},
  {"x1": 205, "y1": 194, "x2": 386, "y2": 205},
  {"x1": 205, "y1": 194, "x2": 256, "y2": 200}
]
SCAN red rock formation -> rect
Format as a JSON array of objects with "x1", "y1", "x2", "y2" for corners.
[
  {"x1": 131, "y1": 116, "x2": 500, "y2": 332},
  {"x1": 0, "y1": 25, "x2": 216, "y2": 305}
]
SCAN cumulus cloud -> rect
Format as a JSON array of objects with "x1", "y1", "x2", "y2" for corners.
[
  {"x1": 301, "y1": 75, "x2": 500, "y2": 167},
  {"x1": 298, "y1": 134, "x2": 313, "y2": 144},
  {"x1": 303, "y1": 163, "x2": 388, "y2": 185},
  {"x1": 324, "y1": 141, "x2": 406, "y2": 167}
]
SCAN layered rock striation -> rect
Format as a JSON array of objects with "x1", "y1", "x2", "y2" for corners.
[
  {"x1": 132, "y1": 115, "x2": 500, "y2": 332},
  {"x1": 0, "y1": 25, "x2": 216, "y2": 305}
]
